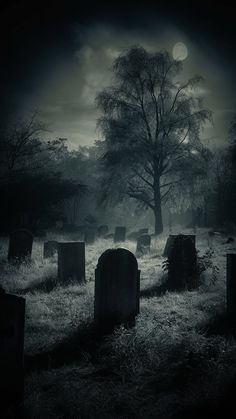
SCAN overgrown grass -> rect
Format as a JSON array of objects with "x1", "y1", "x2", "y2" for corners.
[{"x1": 1, "y1": 228, "x2": 236, "y2": 418}]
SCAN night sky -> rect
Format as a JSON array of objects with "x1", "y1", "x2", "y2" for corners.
[{"x1": 1, "y1": 1, "x2": 236, "y2": 148}]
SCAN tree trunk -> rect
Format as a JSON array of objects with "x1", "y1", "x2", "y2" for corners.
[{"x1": 154, "y1": 175, "x2": 163, "y2": 235}]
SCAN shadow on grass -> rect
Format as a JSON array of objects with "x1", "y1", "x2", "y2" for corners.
[
  {"x1": 140, "y1": 281, "x2": 169, "y2": 298},
  {"x1": 199, "y1": 310, "x2": 236, "y2": 338},
  {"x1": 18, "y1": 277, "x2": 59, "y2": 294},
  {"x1": 25, "y1": 321, "x2": 120, "y2": 374},
  {"x1": 17, "y1": 277, "x2": 85, "y2": 295}
]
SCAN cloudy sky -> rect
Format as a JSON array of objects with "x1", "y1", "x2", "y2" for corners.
[{"x1": 1, "y1": 1, "x2": 236, "y2": 149}]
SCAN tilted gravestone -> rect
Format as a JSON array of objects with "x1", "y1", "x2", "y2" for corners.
[
  {"x1": 58, "y1": 242, "x2": 85, "y2": 283},
  {"x1": 136, "y1": 234, "x2": 151, "y2": 257},
  {"x1": 167, "y1": 235, "x2": 198, "y2": 290},
  {"x1": 163, "y1": 234, "x2": 196, "y2": 258},
  {"x1": 162, "y1": 235, "x2": 178, "y2": 257},
  {"x1": 94, "y1": 248, "x2": 140, "y2": 331},
  {"x1": 227, "y1": 253, "x2": 236, "y2": 319},
  {"x1": 114, "y1": 226, "x2": 126, "y2": 242},
  {"x1": 43, "y1": 241, "x2": 58, "y2": 258},
  {"x1": 0, "y1": 292, "x2": 25, "y2": 412},
  {"x1": 8, "y1": 229, "x2": 33, "y2": 262},
  {"x1": 98, "y1": 225, "x2": 109, "y2": 238}
]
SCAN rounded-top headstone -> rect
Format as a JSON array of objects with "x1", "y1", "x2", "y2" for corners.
[{"x1": 94, "y1": 248, "x2": 140, "y2": 331}]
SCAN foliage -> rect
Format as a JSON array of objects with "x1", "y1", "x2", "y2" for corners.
[{"x1": 96, "y1": 46, "x2": 211, "y2": 234}]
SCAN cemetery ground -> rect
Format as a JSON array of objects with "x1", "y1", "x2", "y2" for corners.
[{"x1": 1, "y1": 228, "x2": 236, "y2": 419}]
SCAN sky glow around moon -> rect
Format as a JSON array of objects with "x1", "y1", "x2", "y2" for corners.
[{"x1": 173, "y1": 42, "x2": 188, "y2": 60}]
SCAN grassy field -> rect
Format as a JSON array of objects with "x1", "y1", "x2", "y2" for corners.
[{"x1": 1, "y1": 228, "x2": 236, "y2": 418}]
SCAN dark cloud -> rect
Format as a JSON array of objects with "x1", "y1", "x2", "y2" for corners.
[{"x1": 1, "y1": 1, "x2": 236, "y2": 147}]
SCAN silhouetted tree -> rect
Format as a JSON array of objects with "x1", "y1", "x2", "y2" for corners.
[
  {"x1": 0, "y1": 114, "x2": 86, "y2": 232},
  {"x1": 96, "y1": 47, "x2": 211, "y2": 234}
]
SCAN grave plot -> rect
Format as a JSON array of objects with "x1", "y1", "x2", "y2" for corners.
[
  {"x1": 58, "y1": 242, "x2": 85, "y2": 283},
  {"x1": 227, "y1": 253, "x2": 236, "y2": 319},
  {"x1": 136, "y1": 234, "x2": 151, "y2": 257},
  {"x1": 114, "y1": 226, "x2": 126, "y2": 242},
  {"x1": 0, "y1": 292, "x2": 25, "y2": 413},
  {"x1": 43, "y1": 240, "x2": 58, "y2": 258},
  {"x1": 94, "y1": 248, "x2": 140, "y2": 331},
  {"x1": 8, "y1": 229, "x2": 33, "y2": 262},
  {"x1": 167, "y1": 234, "x2": 199, "y2": 290}
]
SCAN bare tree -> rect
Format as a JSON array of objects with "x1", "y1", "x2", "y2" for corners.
[{"x1": 96, "y1": 47, "x2": 211, "y2": 234}]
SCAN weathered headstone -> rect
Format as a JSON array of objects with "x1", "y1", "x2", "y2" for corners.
[
  {"x1": 94, "y1": 248, "x2": 140, "y2": 331},
  {"x1": 58, "y1": 242, "x2": 85, "y2": 283},
  {"x1": 163, "y1": 234, "x2": 196, "y2": 258},
  {"x1": 136, "y1": 234, "x2": 151, "y2": 257},
  {"x1": 162, "y1": 235, "x2": 178, "y2": 257},
  {"x1": 84, "y1": 227, "x2": 96, "y2": 244},
  {"x1": 227, "y1": 253, "x2": 236, "y2": 318},
  {"x1": 138, "y1": 228, "x2": 149, "y2": 236},
  {"x1": 98, "y1": 225, "x2": 109, "y2": 238},
  {"x1": 114, "y1": 226, "x2": 126, "y2": 242},
  {"x1": 167, "y1": 234, "x2": 198, "y2": 290},
  {"x1": 43, "y1": 241, "x2": 58, "y2": 258},
  {"x1": 0, "y1": 292, "x2": 25, "y2": 412},
  {"x1": 8, "y1": 229, "x2": 33, "y2": 262}
]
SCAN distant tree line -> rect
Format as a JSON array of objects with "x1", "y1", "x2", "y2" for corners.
[{"x1": 1, "y1": 47, "x2": 236, "y2": 235}]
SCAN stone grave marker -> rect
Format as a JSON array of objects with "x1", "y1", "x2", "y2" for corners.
[
  {"x1": 0, "y1": 292, "x2": 25, "y2": 412},
  {"x1": 58, "y1": 242, "x2": 85, "y2": 283},
  {"x1": 227, "y1": 253, "x2": 236, "y2": 319},
  {"x1": 43, "y1": 241, "x2": 58, "y2": 258},
  {"x1": 77, "y1": 225, "x2": 85, "y2": 240},
  {"x1": 114, "y1": 226, "x2": 126, "y2": 242},
  {"x1": 84, "y1": 226, "x2": 97, "y2": 244},
  {"x1": 94, "y1": 248, "x2": 140, "y2": 331},
  {"x1": 163, "y1": 234, "x2": 195, "y2": 258},
  {"x1": 167, "y1": 234, "x2": 198, "y2": 290},
  {"x1": 138, "y1": 228, "x2": 149, "y2": 236},
  {"x1": 136, "y1": 234, "x2": 151, "y2": 257},
  {"x1": 98, "y1": 225, "x2": 109, "y2": 238},
  {"x1": 8, "y1": 229, "x2": 33, "y2": 262}
]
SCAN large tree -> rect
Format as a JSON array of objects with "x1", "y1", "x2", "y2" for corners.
[{"x1": 96, "y1": 47, "x2": 211, "y2": 234}]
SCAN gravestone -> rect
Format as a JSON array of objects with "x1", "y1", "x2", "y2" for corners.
[
  {"x1": 43, "y1": 241, "x2": 58, "y2": 258},
  {"x1": 84, "y1": 227, "x2": 96, "y2": 244},
  {"x1": 136, "y1": 234, "x2": 151, "y2": 257},
  {"x1": 98, "y1": 225, "x2": 109, "y2": 238},
  {"x1": 0, "y1": 292, "x2": 25, "y2": 412},
  {"x1": 163, "y1": 234, "x2": 196, "y2": 258},
  {"x1": 114, "y1": 226, "x2": 126, "y2": 242},
  {"x1": 138, "y1": 228, "x2": 149, "y2": 236},
  {"x1": 8, "y1": 229, "x2": 33, "y2": 262},
  {"x1": 94, "y1": 248, "x2": 140, "y2": 331},
  {"x1": 77, "y1": 225, "x2": 85, "y2": 240},
  {"x1": 227, "y1": 253, "x2": 236, "y2": 319},
  {"x1": 167, "y1": 234, "x2": 198, "y2": 290},
  {"x1": 162, "y1": 235, "x2": 178, "y2": 257},
  {"x1": 58, "y1": 242, "x2": 85, "y2": 283}
]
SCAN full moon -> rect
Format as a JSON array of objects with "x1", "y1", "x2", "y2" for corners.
[{"x1": 172, "y1": 42, "x2": 188, "y2": 61}]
